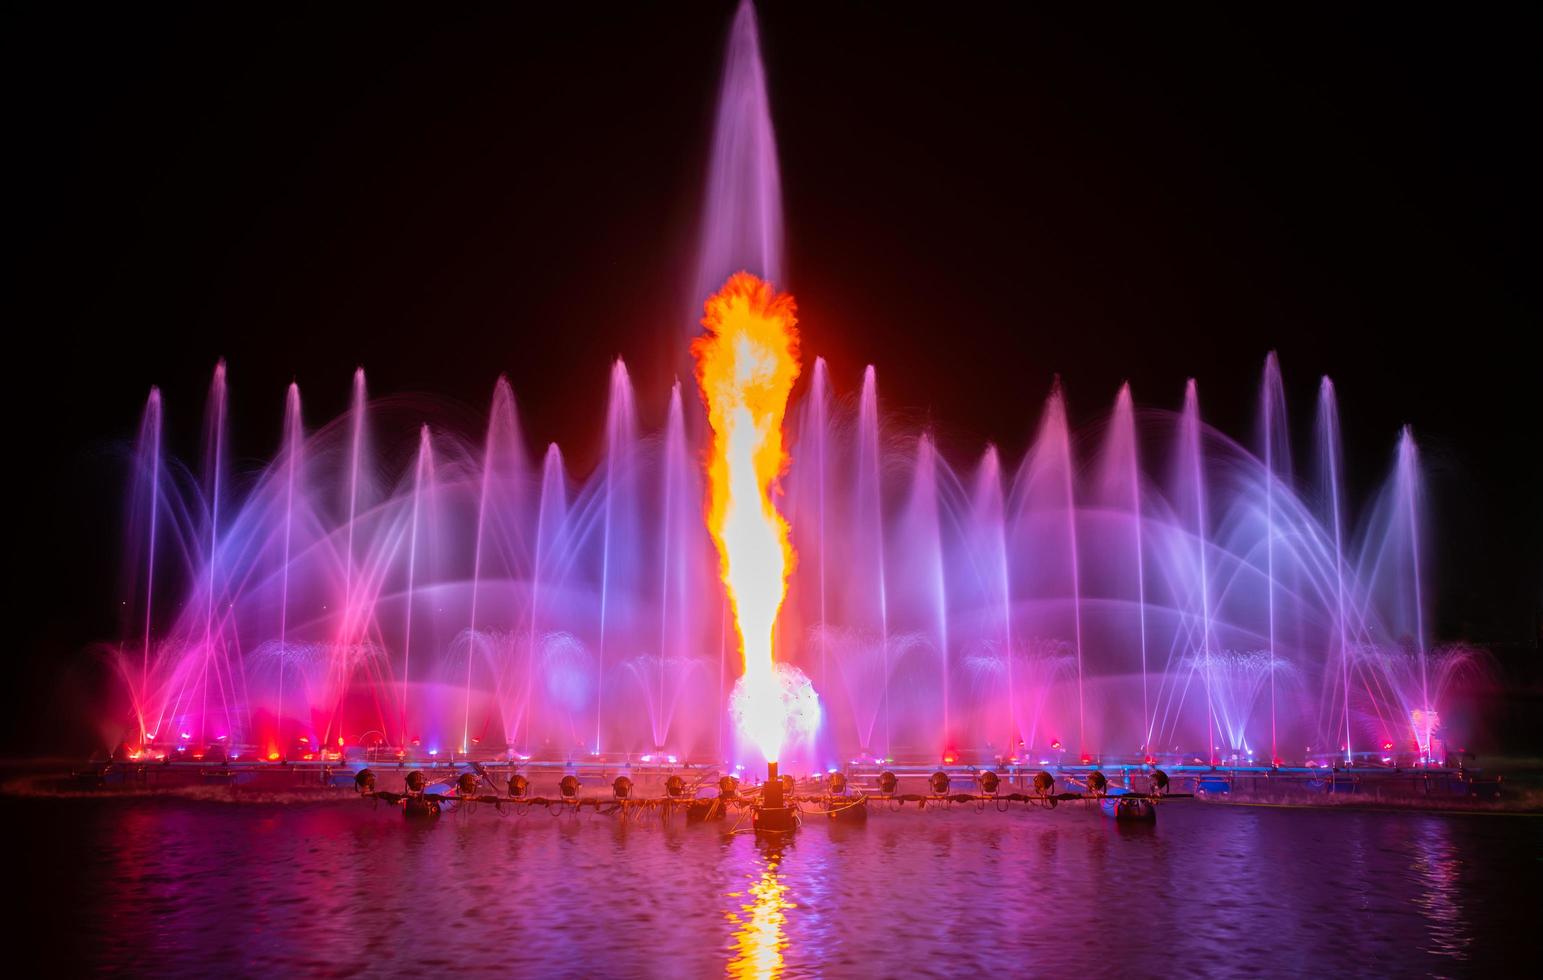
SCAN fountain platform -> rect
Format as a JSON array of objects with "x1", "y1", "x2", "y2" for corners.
[{"x1": 41, "y1": 753, "x2": 1514, "y2": 815}]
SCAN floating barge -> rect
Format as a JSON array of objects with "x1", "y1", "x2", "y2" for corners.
[{"x1": 46, "y1": 754, "x2": 1509, "y2": 817}]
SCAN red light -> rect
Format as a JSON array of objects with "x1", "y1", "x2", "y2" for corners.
[
  {"x1": 942, "y1": 752, "x2": 957, "y2": 764},
  {"x1": 1079, "y1": 754, "x2": 1091, "y2": 764},
  {"x1": 1143, "y1": 755, "x2": 1155, "y2": 765},
  {"x1": 267, "y1": 751, "x2": 280, "y2": 761},
  {"x1": 1382, "y1": 741, "x2": 1394, "y2": 751},
  {"x1": 298, "y1": 736, "x2": 309, "y2": 744},
  {"x1": 1050, "y1": 740, "x2": 1062, "y2": 751},
  {"x1": 336, "y1": 736, "x2": 344, "y2": 747}
]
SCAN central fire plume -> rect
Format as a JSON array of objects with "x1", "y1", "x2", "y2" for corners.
[{"x1": 693, "y1": 271, "x2": 813, "y2": 762}]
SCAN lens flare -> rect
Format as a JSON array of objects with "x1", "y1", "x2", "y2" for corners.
[{"x1": 693, "y1": 271, "x2": 802, "y2": 762}]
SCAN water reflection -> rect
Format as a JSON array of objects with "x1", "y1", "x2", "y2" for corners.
[
  {"x1": 1408, "y1": 817, "x2": 1470, "y2": 960},
  {"x1": 14, "y1": 798, "x2": 1540, "y2": 977},
  {"x1": 727, "y1": 843, "x2": 794, "y2": 978}
]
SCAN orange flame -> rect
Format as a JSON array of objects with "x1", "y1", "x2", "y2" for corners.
[{"x1": 693, "y1": 272, "x2": 801, "y2": 762}]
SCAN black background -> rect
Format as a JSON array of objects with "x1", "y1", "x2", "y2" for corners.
[{"x1": 7, "y1": 3, "x2": 1539, "y2": 755}]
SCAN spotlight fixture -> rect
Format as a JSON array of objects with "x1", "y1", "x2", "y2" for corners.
[
  {"x1": 929, "y1": 770, "x2": 950, "y2": 795},
  {"x1": 877, "y1": 770, "x2": 898, "y2": 794},
  {"x1": 507, "y1": 773, "x2": 529, "y2": 798},
  {"x1": 978, "y1": 771, "x2": 1000, "y2": 795},
  {"x1": 354, "y1": 768, "x2": 376, "y2": 794},
  {"x1": 405, "y1": 770, "x2": 427, "y2": 793},
  {"x1": 456, "y1": 772, "x2": 479, "y2": 796},
  {"x1": 827, "y1": 771, "x2": 848, "y2": 795},
  {"x1": 1150, "y1": 770, "x2": 1170, "y2": 795},
  {"x1": 665, "y1": 774, "x2": 686, "y2": 798},
  {"x1": 559, "y1": 774, "x2": 580, "y2": 798},
  {"x1": 1033, "y1": 771, "x2": 1055, "y2": 796},
  {"x1": 718, "y1": 775, "x2": 740, "y2": 798},
  {"x1": 613, "y1": 775, "x2": 634, "y2": 799},
  {"x1": 1086, "y1": 771, "x2": 1108, "y2": 795}
]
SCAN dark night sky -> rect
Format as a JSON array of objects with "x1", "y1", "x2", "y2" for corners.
[{"x1": 7, "y1": 4, "x2": 1539, "y2": 753}]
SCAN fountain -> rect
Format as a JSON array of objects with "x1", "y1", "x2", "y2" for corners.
[{"x1": 102, "y1": 2, "x2": 1487, "y2": 795}]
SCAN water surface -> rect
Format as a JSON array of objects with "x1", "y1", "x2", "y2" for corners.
[{"x1": 8, "y1": 795, "x2": 1538, "y2": 977}]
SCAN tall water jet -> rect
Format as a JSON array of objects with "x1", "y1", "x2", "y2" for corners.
[
  {"x1": 652, "y1": 381, "x2": 698, "y2": 750},
  {"x1": 1013, "y1": 380, "x2": 1086, "y2": 756},
  {"x1": 887, "y1": 432, "x2": 952, "y2": 756},
  {"x1": 1100, "y1": 382, "x2": 1149, "y2": 754},
  {"x1": 1258, "y1": 351, "x2": 1288, "y2": 762},
  {"x1": 593, "y1": 360, "x2": 638, "y2": 755},
  {"x1": 692, "y1": 0, "x2": 783, "y2": 311},
  {"x1": 523, "y1": 443, "x2": 567, "y2": 752},
  {"x1": 1397, "y1": 427, "x2": 1431, "y2": 755},
  {"x1": 790, "y1": 357, "x2": 833, "y2": 698},
  {"x1": 1315, "y1": 376, "x2": 1354, "y2": 763},
  {"x1": 199, "y1": 362, "x2": 229, "y2": 745},
  {"x1": 273, "y1": 383, "x2": 303, "y2": 757},
  {"x1": 126, "y1": 387, "x2": 163, "y2": 745},
  {"x1": 1177, "y1": 379, "x2": 1216, "y2": 763},
  {"x1": 856, "y1": 365, "x2": 890, "y2": 757},
  {"x1": 918, "y1": 435, "x2": 951, "y2": 754},
  {"x1": 969, "y1": 446, "x2": 1016, "y2": 754},
  {"x1": 325, "y1": 367, "x2": 368, "y2": 749},
  {"x1": 400, "y1": 425, "x2": 432, "y2": 746},
  {"x1": 462, "y1": 376, "x2": 526, "y2": 753}
]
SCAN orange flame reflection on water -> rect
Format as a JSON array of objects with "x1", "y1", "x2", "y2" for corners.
[{"x1": 727, "y1": 851, "x2": 793, "y2": 979}]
